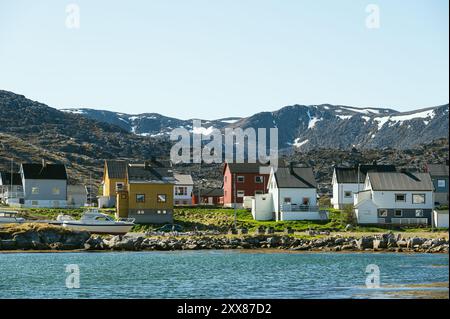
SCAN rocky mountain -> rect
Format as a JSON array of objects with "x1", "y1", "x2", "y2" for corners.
[
  {"x1": 0, "y1": 90, "x2": 171, "y2": 183},
  {"x1": 63, "y1": 103, "x2": 449, "y2": 151},
  {"x1": 61, "y1": 108, "x2": 242, "y2": 137},
  {"x1": 1, "y1": 90, "x2": 448, "y2": 188}
]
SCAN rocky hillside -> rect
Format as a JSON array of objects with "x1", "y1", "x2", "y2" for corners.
[
  {"x1": 64, "y1": 103, "x2": 449, "y2": 150},
  {"x1": 0, "y1": 90, "x2": 171, "y2": 183}
]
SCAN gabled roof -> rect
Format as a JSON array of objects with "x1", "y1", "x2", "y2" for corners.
[
  {"x1": 67, "y1": 184, "x2": 87, "y2": 195},
  {"x1": 21, "y1": 163, "x2": 67, "y2": 180},
  {"x1": 274, "y1": 166, "x2": 317, "y2": 188},
  {"x1": 367, "y1": 172, "x2": 434, "y2": 191},
  {"x1": 334, "y1": 165, "x2": 396, "y2": 183},
  {"x1": 0, "y1": 172, "x2": 22, "y2": 186},
  {"x1": 223, "y1": 162, "x2": 270, "y2": 174},
  {"x1": 127, "y1": 164, "x2": 174, "y2": 184},
  {"x1": 427, "y1": 164, "x2": 449, "y2": 177},
  {"x1": 194, "y1": 187, "x2": 224, "y2": 197},
  {"x1": 174, "y1": 174, "x2": 194, "y2": 185},
  {"x1": 105, "y1": 160, "x2": 127, "y2": 179}
]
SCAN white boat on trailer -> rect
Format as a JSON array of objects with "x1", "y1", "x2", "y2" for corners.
[{"x1": 61, "y1": 209, "x2": 135, "y2": 235}]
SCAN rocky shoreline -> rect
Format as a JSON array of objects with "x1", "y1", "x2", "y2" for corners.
[{"x1": 0, "y1": 225, "x2": 448, "y2": 253}]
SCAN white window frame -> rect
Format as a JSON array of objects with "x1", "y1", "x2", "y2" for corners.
[
  {"x1": 412, "y1": 194, "x2": 425, "y2": 204},
  {"x1": 237, "y1": 176, "x2": 245, "y2": 183},
  {"x1": 395, "y1": 193, "x2": 406, "y2": 202},
  {"x1": 236, "y1": 190, "x2": 245, "y2": 198},
  {"x1": 437, "y1": 179, "x2": 446, "y2": 188}
]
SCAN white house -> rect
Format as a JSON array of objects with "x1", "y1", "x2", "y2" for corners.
[
  {"x1": 173, "y1": 174, "x2": 194, "y2": 205},
  {"x1": 354, "y1": 171, "x2": 434, "y2": 225},
  {"x1": 432, "y1": 210, "x2": 449, "y2": 228},
  {"x1": 252, "y1": 165, "x2": 327, "y2": 221},
  {"x1": 67, "y1": 184, "x2": 88, "y2": 208},
  {"x1": 0, "y1": 172, "x2": 23, "y2": 204},
  {"x1": 331, "y1": 165, "x2": 396, "y2": 209}
]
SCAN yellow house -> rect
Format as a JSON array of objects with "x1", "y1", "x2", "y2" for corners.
[
  {"x1": 99, "y1": 160, "x2": 127, "y2": 208},
  {"x1": 116, "y1": 162, "x2": 175, "y2": 224}
]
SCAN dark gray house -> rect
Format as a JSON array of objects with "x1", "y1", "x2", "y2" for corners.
[{"x1": 426, "y1": 164, "x2": 449, "y2": 207}]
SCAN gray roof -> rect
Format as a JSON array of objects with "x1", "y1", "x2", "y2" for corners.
[
  {"x1": 427, "y1": 164, "x2": 449, "y2": 177},
  {"x1": 368, "y1": 172, "x2": 434, "y2": 191},
  {"x1": 67, "y1": 184, "x2": 87, "y2": 195},
  {"x1": 334, "y1": 165, "x2": 396, "y2": 183},
  {"x1": 127, "y1": 164, "x2": 174, "y2": 184},
  {"x1": 174, "y1": 174, "x2": 194, "y2": 185},
  {"x1": 274, "y1": 166, "x2": 317, "y2": 188},
  {"x1": 224, "y1": 162, "x2": 270, "y2": 174},
  {"x1": 105, "y1": 160, "x2": 127, "y2": 179},
  {"x1": 196, "y1": 188, "x2": 224, "y2": 197}
]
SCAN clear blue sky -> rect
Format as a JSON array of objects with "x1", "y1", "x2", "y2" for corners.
[{"x1": 0, "y1": 0, "x2": 448, "y2": 119}]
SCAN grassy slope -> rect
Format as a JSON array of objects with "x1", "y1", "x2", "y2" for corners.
[{"x1": 3, "y1": 206, "x2": 447, "y2": 236}]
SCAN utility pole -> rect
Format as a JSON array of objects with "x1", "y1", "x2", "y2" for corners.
[
  {"x1": 10, "y1": 158, "x2": 13, "y2": 200},
  {"x1": 233, "y1": 172, "x2": 237, "y2": 229}
]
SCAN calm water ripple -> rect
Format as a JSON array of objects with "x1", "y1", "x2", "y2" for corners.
[{"x1": 0, "y1": 251, "x2": 448, "y2": 299}]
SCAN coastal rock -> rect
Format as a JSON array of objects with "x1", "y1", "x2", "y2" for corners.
[{"x1": 356, "y1": 237, "x2": 374, "y2": 250}]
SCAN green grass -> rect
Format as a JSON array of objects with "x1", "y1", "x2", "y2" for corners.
[{"x1": 7, "y1": 206, "x2": 445, "y2": 234}]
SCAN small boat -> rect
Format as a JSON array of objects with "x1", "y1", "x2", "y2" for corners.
[
  {"x1": 0, "y1": 211, "x2": 25, "y2": 224},
  {"x1": 61, "y1": 209, "x2": 135, "y2": 234}
]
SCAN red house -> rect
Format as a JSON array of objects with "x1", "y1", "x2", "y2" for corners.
[{"x1": 223, "y1": 162, "x2": 270, "y2": 208}]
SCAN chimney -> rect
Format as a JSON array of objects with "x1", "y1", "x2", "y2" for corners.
[
  {"x1": 42, "y1": 158, "x2": 47, "y2": 168},
  {"x1": 289, "y1": 162, "x2": 295, "y2": 174}
]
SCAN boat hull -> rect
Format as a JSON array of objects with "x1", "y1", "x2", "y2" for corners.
[{"x1": 62, "y1": 222, "x2": 134, "y2": 235}]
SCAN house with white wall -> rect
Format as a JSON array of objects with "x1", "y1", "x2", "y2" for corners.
[
  {"x1": 426, "y1": 163, "x2": 449, "y2": 207},
  {"x1": 0, "y1": 172, "x2": 23, "y2": 204},
  {"x1": 252, "y1": 164, "x2": 327, "y2": 221},
  {"x1": 354, "y1": 171, "x2": 434, "y2": 225},
  {"x1": 18, "y1": 161, "x2": 68, "y2": 208},
  {"x1": 331, "y1": 164, "x2": 396, "y2": 209},
  {"x1": 173, "y1": 173, "x2": 194, "y2": 205}
]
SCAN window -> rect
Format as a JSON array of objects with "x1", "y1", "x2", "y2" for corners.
[
  {"x1": 438, "y1": 179, "x2": 446, "y2": 188},
  {"x1": 175, "y1": 186, "x2": 187, "y2": 196},
  {"x1": 237, "y1": 176, "x2": 245, "y2": 183},
  {"x1": 237, "y1": 190, "x2": 245, "y2": 198},
  {"x1": 394, "y1": 209, "x2": 403, "y2": 217},
  {"x1": 255, "y1": 176, "x2": 263, "y2": 183},
  {"x1": 52, "y1": 187, "x2": 60, "y2": 195},
  {"x1": 31, "y1": 187, "x2": 39, "y2": 194},
  {"x1": 415, "y1": 209, "x2": 424, "y2": 217},
  {"x1": 137, "y1": 210, "x2": 144, "y2": 215},
  {"x1": 31, "y1": 200, "x2": 39, "y2": 206},
  {"x1": 116, "y1": 182, "x2": 124, "y2": 190},
  {"x1": 379, "y1": 209, "x2": 388, "y2": 217},
  {"x1": 174, "y1": 200, "x2": 179, "y2": 205},
  {"x1": 162, "y1": 210, "x2": 167, "y2": 214},
  {"x1": 302, "y1": 197, "x2": 310, "y2": 205},
  {"x1": 283, "y1": 197, "x2": 291, "y2": 204},
  {"x1": 255, "y1": 190, "x2": 263, "y2": 195},
  {"x1": 136, "y1": 194, "x2": 145, "y2": 203},
  {"x1": 395, "y1": 194, "x2": 406, "y2": 202},
  {"x1": 412, "y1": 194, "x2": 425, "y2": 204},
  {"x1": 344, "y1": 191, "x2": 352, "y2": 198},
  {"x1": 157, "y1": 194, "x2": 167, "y2": 203},
  {"x1": 157, "y1": 210, "x2": 161, "y2": 214}
]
